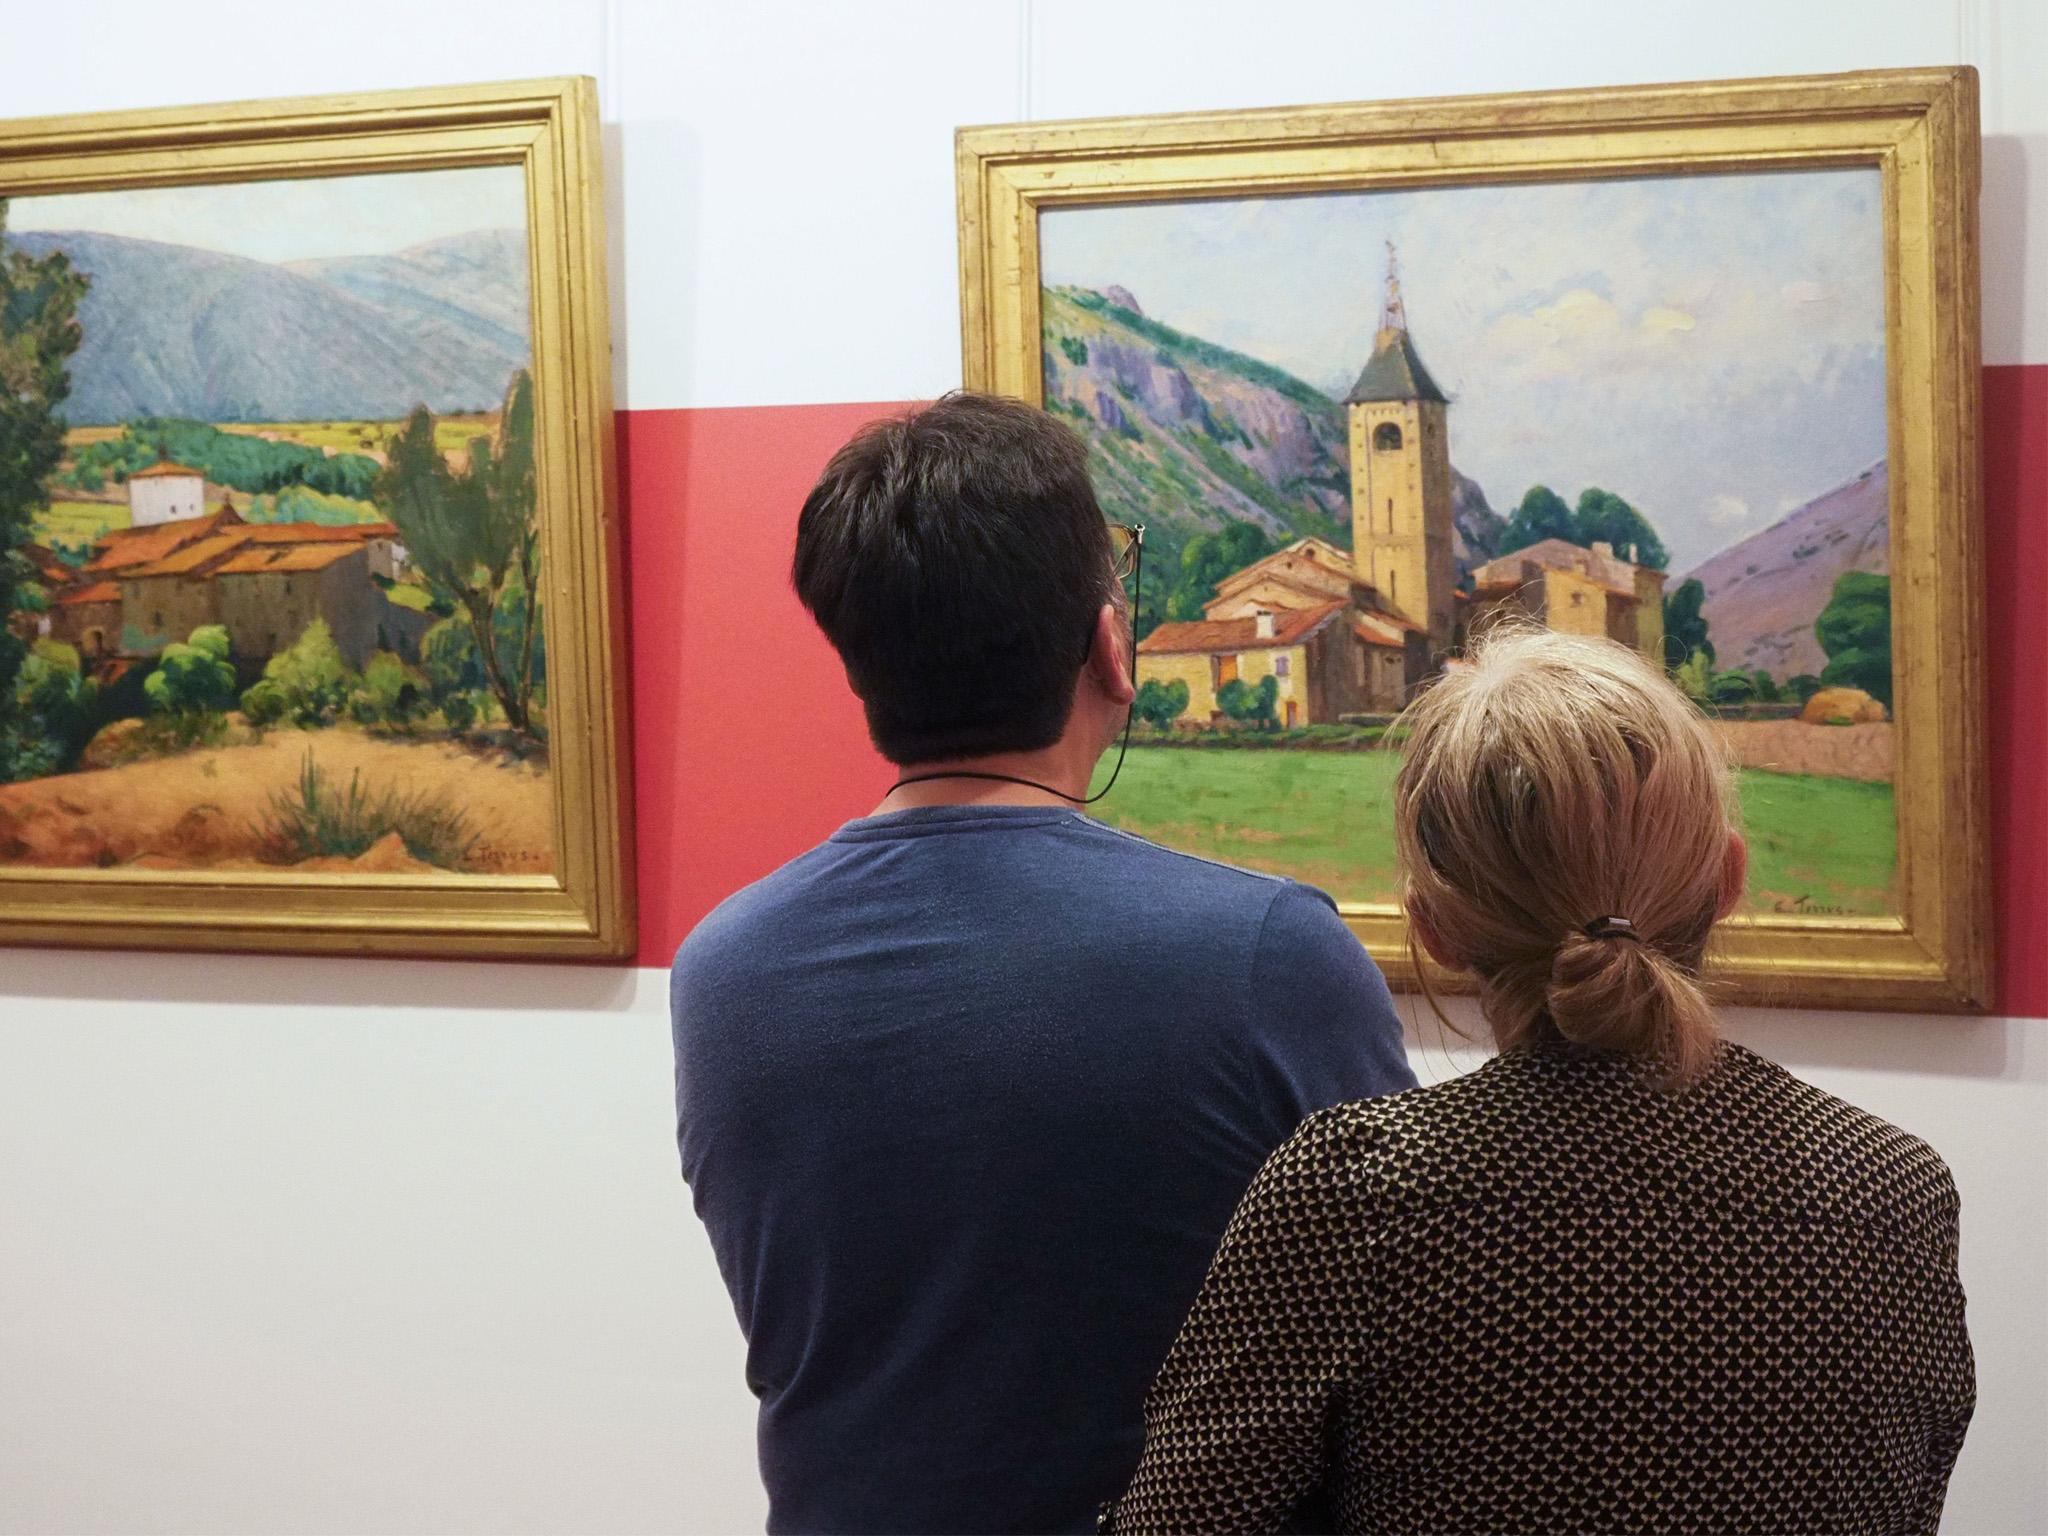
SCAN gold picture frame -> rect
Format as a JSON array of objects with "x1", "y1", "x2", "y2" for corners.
[
  {"x1": 958, "y1": 68, "x2": 1988, "y2": 1012},
  {"x1": 0, "y1": 78, "x2": 632, "y2": 959}
]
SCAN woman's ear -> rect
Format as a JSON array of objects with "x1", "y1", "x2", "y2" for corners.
[
  {"x1": 1088, "y1": 602, "x2": 1136, "y2": 705},
  {"x1": 1405, "y1": 893, "x2": 1463, "y2": 970},
  {"x1": 1716, "y1": 831, "x2": 1749, "y2": 921}
]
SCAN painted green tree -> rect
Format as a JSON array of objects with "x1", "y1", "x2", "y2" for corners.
[
  {"x1": 15, "y1": 641, "x2": 98, "y2": 773},
  {"x1": 1504, "y1": 485, "x2": 1575, "y2": 551},
  {"x1": 243, "y1": 618, "x2": 357, "y2": 726},
  {"x1": 1816, "y1": 571, "x2": 1892, "y2": 708},
  {"x1": 1504, "y1": 484, "x2": 1670, "y2": 572},
  {"x1": 1573, "y1": 487, "x2": 1668, "y2": 570},
  {"x1": 1662, "y1": 577, "x2": 1714, "y2": 670},
  {"x1": 1217, "y1": 674, "x2": 1279, "y2": 727},
  {"x1": 376, "y1": 370, "x2": 543, "y2": 737},
  {"x1": 144, "y1": 625, "x2": 237, "y2": 718},
  {"x1": 1167, "y1": 521, "x2": 1275, "y2": 622},
  {"x1": 1132, "y1": 677, "x2": 1190, "y2": 728},
  {"x1": 0, "y1": 200, "x2": 89, "y2": 781}
]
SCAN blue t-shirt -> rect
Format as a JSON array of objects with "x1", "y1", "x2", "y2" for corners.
[{"x1": 671, "y1": 805, "x2": 1415, "y2": 1533}]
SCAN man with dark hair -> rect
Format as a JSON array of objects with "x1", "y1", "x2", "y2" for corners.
[{"x1": 671, "y1": 392, "x2": 1413, "y2": 1533}]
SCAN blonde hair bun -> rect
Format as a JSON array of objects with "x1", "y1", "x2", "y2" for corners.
[
  {"x1": 1547, "y1": 929, "x2": 1717, "y2": 1074},
  {"x1": 1394, "y1": 625, "x2": 1733, "y2": 1085}
]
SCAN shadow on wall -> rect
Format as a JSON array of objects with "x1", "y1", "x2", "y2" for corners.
[
  {"x1": 605, "y1": 114, "x2": 704, "y2": 409},
  {"x1": 1983, "y1": 135, "x2": 2032, "y2": 363},
  {"x1": 0, "y1": 948, "x2": 646, "y2": 1015},
  {"x1": 1718, "y1": 1006, "x2": 2038, "y2": 1084},
  {"x1": 3, "y1": 949, "x2": 2033, "y2": 1072},
  {"x1": 1397, "y1": 992, "x2": 2039, "y2": 1086}
]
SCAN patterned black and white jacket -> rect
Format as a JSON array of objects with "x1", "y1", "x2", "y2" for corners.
[{"x1": 1104, "y1": 1040, "x2": 1974, "y2": 1535}]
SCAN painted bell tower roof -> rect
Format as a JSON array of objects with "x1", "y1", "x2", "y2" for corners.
[{"x1": 1344, "y1": 242, "x2": 1448, "y2": 405}]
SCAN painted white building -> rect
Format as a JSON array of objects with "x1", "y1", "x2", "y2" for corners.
[{"x1": 124, "y1": 461, "x2": 206, "y2": 526}]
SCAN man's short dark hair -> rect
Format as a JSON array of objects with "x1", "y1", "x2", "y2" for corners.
[{"x1": 793, "y1": 392, "x2": 1118, "y2": 766}]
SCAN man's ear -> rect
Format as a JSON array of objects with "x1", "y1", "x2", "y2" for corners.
[
  {"x1": 1405, "y1": 893, "x2": 1463, "y2": 970},
  {"x1": 1715, "y1": 830, "x2": 1749, "y2": 921},
  {"x1": 1087, "y1": 602, "x2": 1136, "y2": 705}
]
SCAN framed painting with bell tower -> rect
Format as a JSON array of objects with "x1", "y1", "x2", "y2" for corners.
[{"x1": 956, "y1": 67, "x2": 1990, "y2": 1013}]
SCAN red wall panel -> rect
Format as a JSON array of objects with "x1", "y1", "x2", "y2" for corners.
[
  {"x1": 624, "y1": 370, "x2": 2048, "y2": 1013},
  {"x1": 1984, "y1": 365, "x2": 2047, "y2": 1018},
  {"x1": 622, "y1": 403, "x2": 896, "y2": 968}
]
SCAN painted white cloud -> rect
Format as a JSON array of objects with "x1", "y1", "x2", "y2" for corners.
[
  {"x1": 1483, "y1": 290, "x2": 1703, "y2": 380},
  {"x1": 1706, "y1": 494, "x2": 1752, "y2": 528},
  {"x1": 1039, "y1": 167, "x2": 1886, "y2": 573}
]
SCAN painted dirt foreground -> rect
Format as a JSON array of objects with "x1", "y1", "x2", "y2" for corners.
[{"x1": 0, "y1": 730, "x2": 551, "y2": 875}]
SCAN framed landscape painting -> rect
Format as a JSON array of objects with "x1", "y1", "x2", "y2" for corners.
[
  {"x1": 0, "y1": 78, "x2": 631, "y2": 958},
  {"x1": 959, "y1": 69, "x2": 1989, "y2": 1011}
]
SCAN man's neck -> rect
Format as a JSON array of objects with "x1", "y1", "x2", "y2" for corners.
[{"x1": 874, "y1": 745, "x2": 1097, "y2": 815}]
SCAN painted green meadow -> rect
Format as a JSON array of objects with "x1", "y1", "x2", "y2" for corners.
[{"x1": 1089, "y1": 746, "x2": 1895, "y2": 916}]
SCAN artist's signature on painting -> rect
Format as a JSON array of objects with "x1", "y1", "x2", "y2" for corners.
[{"x1": 1760, "y1": 896, "x2": 1857, "y2": 917}]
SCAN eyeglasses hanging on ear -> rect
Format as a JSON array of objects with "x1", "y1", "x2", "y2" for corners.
[{"x1": 1110, "y1": 522, "x2": 1144, "y2": 585}]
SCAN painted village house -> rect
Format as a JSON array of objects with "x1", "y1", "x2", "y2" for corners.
[
  {"x1": 1464, "y1": 537, "x2": 1666, "y2": 657},
  {"x1": 1135, "y1": 248, "x2": 1667, "y2": 724},
  {"x1": 14, "y1": 545, "x2": 82, "y2": 646},
  {"x1": 42, "y1": 498, "x2": 426, "y2": 669},
  {"x1": 124, "y1": 461, "x2": 207, "y2": 527}
]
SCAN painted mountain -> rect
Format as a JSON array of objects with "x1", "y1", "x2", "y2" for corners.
[
  {"x1": 288, "y1": 230, "x2": 530, "y2": 371},
  {"x1": 1683, "y1": 460, "x2": 1888, "y2": 676},
  {"x1": 3, "y1": 228, "x2": 528, "y2": 424},
  {"x1": 1042, "y1": 284, "x2": 1505, "y2": 571}
]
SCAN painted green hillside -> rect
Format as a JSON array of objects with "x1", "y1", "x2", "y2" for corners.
[
  {"x1": 1041, "y1": 284, "x2": 1506, "y2": 620},
  {"x1": 1041, "y1": 286, "x2": 1351, "y2": 555}
]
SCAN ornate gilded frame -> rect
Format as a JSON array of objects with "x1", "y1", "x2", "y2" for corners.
[
  {"x1": 0, "y1": 78, "x2": 633, "y2": 960},
  {"x1": 958, "y1": 68, "x2": 1988, "y2": 1012}
]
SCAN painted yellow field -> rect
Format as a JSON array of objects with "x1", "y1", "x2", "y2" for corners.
[
  {"x1": 217, "y1": 415, "x2": 498, "y2": 457},
  {"x1": 66, "y1": 418, "x2": 496, "y2": 456},
  {"x1": 62, "y1": 425, "x2": 127, "y2": 446},
  {"x1": 35, "y1": 499, "x2": 131, "y2": 547}
]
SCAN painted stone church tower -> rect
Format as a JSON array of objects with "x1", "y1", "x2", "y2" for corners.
[{"x1": 1346, "y1": 245, "x2": 1457, "y2": 657}]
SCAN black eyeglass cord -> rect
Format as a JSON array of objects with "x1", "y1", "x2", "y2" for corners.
[{"x1": 890, "y1": 532, "x2": 1142, "y2": 809}]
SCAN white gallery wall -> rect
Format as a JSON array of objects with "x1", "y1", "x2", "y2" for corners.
[{"x1": 3, "y1": 3, "x2": 2045, "y2": 1533}]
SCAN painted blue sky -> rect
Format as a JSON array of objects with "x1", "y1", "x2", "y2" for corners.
[
  {"x1": 1040, "y1": 169, "x2": 1885, "y2": 574},
  {"x1": 6, "y1": 165, "x2": 525, "y2": 264}
]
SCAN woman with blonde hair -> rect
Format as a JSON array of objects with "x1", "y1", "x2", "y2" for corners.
[{"x1": 1103, "y1": 627, "x2": 1974, "y2": 1535}]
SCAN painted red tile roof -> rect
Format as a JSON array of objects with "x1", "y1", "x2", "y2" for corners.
[
  {"x1": 56, "y1": 581, "x2": 121, "y2": 606},
  {"x1": 22, "y1": 544, "x2": 74, "y2": 582},
  {"x1": 1139, "y1": 600, "x2": 1346, "y2": 655},
  {"x1": 128, "y1": 460, "x2": 206, "y2": 480},
  {"x1": 244, "y1": 521, "x2": 397, "y2": 544},
  {"x1": 121, "y1": 532, "x2": 257, "y2": 578},
  {"x1": 88, "y1": 509, "x2": 244, "y2": 572},
  {"x1": 218, "y1": 543, "x2": 365, "y2": 575}
]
